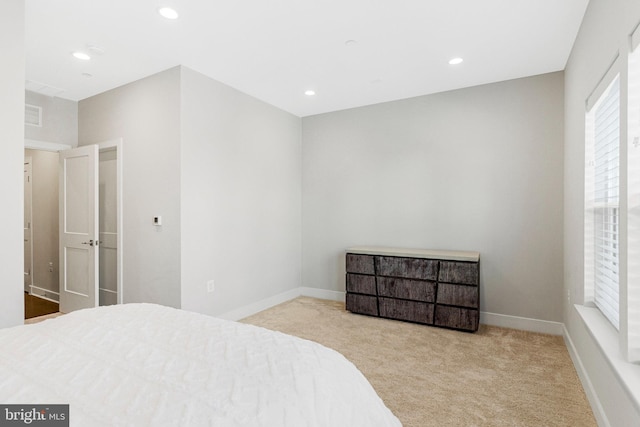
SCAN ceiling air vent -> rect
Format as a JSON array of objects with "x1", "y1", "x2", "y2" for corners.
[{"x1": 25, "y1": 104, "x2": 42, "y2": 127}]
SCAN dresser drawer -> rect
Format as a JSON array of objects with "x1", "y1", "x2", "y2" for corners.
[
  {"x1": 346, "y1": 274, "x2": 377, "y2": 295},
  {"x1": 436, "y1": 283, "x2": 478, "y2": 308},
  {"x1": 346, "y1": 254, "x2": 375, "y2": 275},
  {"x1": 438, "y1": 261, "x2": 479, "y2": 285},
  {"x1": 345, "y1": 247, "x2": 480, "y2": 332},
  {"x1": 346, "y1": 293, "x2": 378, "y2": 316},
  {"x1": 434, "y1": 305, "x2": 479, "y2": 331},
  {"x1": 375, "y1": 256, "x2": 438, "y2": 280},
  {"x1": 379, "y1": 297, "x2": 434, "y2": 324},
  {"x1": 377, "y1": 277, "x2": 436, "y2": 302}
]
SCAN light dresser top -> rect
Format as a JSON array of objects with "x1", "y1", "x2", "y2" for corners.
[{"x1": 346, "y1": 246, "x2": 480, "y2": 262}]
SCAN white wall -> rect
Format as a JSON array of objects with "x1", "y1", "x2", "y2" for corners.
[
  {"x1": 77, "y1": 65, "x2": 301, "y2": 316},
  {"x1": 180, "y1": 67, "x2": 302, "y2": 316},
  {"x1": 25, "y1": 91, "x2": 78, "y2": 146},
  {"x1": 79, "y1": 67, "x2": 182, "y2": 308},
  {"x1": 25, "y1": 149, "x2": 59, "y2": 296},
  {"x1": 0, "y1": 0, "x2": 25, "y2": 328},
  {"x1": 564, "y1": 0, "x2": 640, "y2": 424},
  {"x1": 302, "y1": 72, "x2": 564, "y2": 322}
]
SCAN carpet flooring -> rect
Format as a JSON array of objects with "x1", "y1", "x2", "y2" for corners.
[{"x1": 241, "y1": 297, "x2": 596, "y2": 427}]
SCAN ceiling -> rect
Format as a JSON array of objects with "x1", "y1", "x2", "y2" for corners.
[{"x1": 25, "y1": 0, "x2": 589, "y2": 117}]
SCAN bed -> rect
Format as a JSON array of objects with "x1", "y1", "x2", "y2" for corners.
[{"x1": 0, "y1": 303, "x2": 401, "y2": 426}]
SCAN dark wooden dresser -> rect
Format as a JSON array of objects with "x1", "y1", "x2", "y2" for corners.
[{"x1": 345, "y1": 246, "x2": 480, "y2": 332}]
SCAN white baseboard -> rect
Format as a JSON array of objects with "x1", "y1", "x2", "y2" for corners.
[
  {"x1": 299, "y1": 287, "x2": 345, "y2": 301},
  {"x1": 219, "y1": 287, "x2": 565, "y2": 335},
  {"x1": 29, "y1": 286, "x2": 59, "y2": 303},
  {"x1": 563, "y1": 324, "x2": 609, "y2": 427},
  {"x1": 217, "y1": 288, "x2": 302, "y2": 321},
  {"x1": 217, "y1": 287, "x2": 346, "y2": 321},
  {"x1": 480, "y1": 311, "x2": 564, "y2": 335}
]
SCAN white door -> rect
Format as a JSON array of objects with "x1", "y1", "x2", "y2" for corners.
[
  {"x1": 59, "y1": 145, "x2": 99, "y2": 313},
  {"x1": 24, "y1": 158, "x2": 33, "y2": 293}
]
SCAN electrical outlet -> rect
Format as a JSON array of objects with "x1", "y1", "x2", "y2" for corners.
[
  {"x1": 567, "y1": 289, "x2": 571, "y2": 303},
  {"x1": 207, "y1": 280, "x2": 215, "y2": 293}
]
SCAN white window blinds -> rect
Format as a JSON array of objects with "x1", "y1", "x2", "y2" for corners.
[
  {"x1": 626, "y1": 41, "x2": 640, "y2": 363},
  {"x1": 590, "y1": 76, "x2": 621, "y2": 330}
]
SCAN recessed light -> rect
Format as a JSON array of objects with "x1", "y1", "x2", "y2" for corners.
[
  {"x1": 72, "y1": 52, "x2": 91, "y2": 61},
  {"x1": 345, "y1": 40, "x2": 357, "y2": 47},
  {"x1": 82, "y1": 73, "x2": 93, "y2": 78},
  {"x1": 158, "y1": 7, "x2": 179, "y2": 19},
  {"x1": 305, "y1": 90, "x2": 316, "y2": 96},
  {"x1": 448, "y1": 57, "x2": 464, "y2": 65}
]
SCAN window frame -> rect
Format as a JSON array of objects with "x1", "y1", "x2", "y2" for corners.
[
  {"x1": 583, "y1": 38, "x2": 640, "y2": 364},
  {"x1": 586, "y1": 74, "x2": 621, "y2": 330}
]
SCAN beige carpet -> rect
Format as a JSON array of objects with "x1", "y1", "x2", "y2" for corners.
[{"x1": 242, "y1": 297, "x2": 596, "y2": 427}]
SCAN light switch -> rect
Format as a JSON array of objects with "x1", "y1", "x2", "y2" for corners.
[{"x1": 153, "y1": 216, "x2": 162, "y2": 226}]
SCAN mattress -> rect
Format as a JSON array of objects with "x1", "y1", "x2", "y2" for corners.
[{"x1": 0, "y1": 303, "x2": 401, "y2": 426}]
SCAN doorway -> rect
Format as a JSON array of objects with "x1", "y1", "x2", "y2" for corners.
[
  {"x1": 24, "y1": 149, "x2": 60, "y2": 305},
  {"x1": 24, "y1": 138, "x2": 123, "y2": 317}
]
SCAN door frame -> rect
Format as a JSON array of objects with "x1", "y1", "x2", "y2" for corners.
[
  {"x1": 26, "y1": 137, "x2": 124, "y2": 307},
  {"x1": 97, "y1": 138, "x2": 124, "y2": 305},
  {"x1": 25, "y1": 139, "x2": 71, "y2": 152}
]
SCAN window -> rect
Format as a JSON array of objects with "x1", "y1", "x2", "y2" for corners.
[
  {"x1": 585, "y1": 75, "x2": 620, "y2": 330},
  {"x1": 584, "y1": 41, "x2": 640, "y2": 363}
]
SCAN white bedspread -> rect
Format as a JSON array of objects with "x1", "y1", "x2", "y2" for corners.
[{"x1": 0, "y1": 303, "x2": 401, "y2": 426}]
